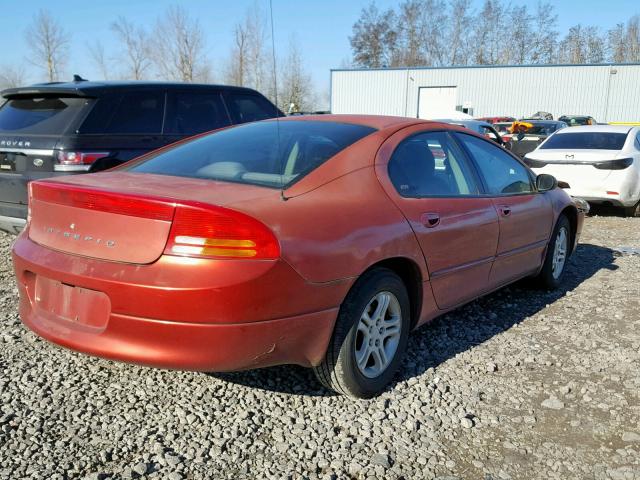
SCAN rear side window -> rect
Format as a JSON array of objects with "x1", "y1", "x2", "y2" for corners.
[
  {"x1": 541, "y1": 132, "x2": 628, "y2": 150},
  {"x1": 127, "y1": 120, "x2": 375, "y2": 188},
  {"x1": 388, "y1": 131, "x2": 480, "y2": 197},
  {"x1": 457, "y1": 133, "x2": 534, "y2": 195},
  {"x1": 0, "y1": 96, "x2": 89, "y2": 134},
  {"x1": 226, "y1": 93, "x2": 278, "y2": 124},
  {"x1": 164, "y1": 91, "x2": 231, "y2": 135},
  {"x1": 80, "y1": 91, "x2": 164, "y2": 134}
]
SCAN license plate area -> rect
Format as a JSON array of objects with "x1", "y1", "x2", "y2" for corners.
[
  {"x1": 34, "y1": 276, "x2": 110, "y2": 330},
  {"x1": 0, "y1": 152, "x2": 16, "y2": 172}
]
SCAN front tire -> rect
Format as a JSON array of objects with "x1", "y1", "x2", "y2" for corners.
[
  {"x1": 623, "y1": 200, "x2": 640, "y2": 218},
  {"x1": 314, "y1": 268, "x2": 410, "y2": 398},
  {"x1": 534, "y1": 215, "x2": 571, "y2": 289}
]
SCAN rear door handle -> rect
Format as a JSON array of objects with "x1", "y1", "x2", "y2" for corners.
[
  {"x1": 499, "y1": 205, "x2": 512, "y2": 217},
  {"x1": 421, "y1": 212, "x2": 440, "y2": 228}
]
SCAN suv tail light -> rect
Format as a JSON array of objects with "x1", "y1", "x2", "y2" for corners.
[
  {"x1": 164, "y1": 203, "x2": 280, "y2": 260},
  {"x1": 593, "y1": 158, "x2": 633, "y2": 170},
  {"x1": 54, "y1": 150, "x2": 110, "y2": 172}
]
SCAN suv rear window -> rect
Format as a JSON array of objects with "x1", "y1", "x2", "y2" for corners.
[
  {"x1": 541, "y1": 132, "x2": 628, "y2": 150},
  {"x1": 0, "y1": 96, "x2": 89, "y2": 134},
  {"x1": 127, "y1": 120, "x2": 376, "y2": 188},
  {"x1": 80, "y1": 91, "x2": 165, "y2": 134}
]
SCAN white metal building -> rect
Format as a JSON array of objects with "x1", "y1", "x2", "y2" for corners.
[{"x1": 330, "y1": 63, "x2": 640, "y2": 122}]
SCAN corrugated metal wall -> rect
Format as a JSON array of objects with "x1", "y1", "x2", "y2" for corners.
[{"x1": 330, "y1": 64, "x2": 640, "y2": 122}]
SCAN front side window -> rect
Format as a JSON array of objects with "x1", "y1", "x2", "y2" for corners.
[
  {"x1": 457, "y1": 133, "x2": 534, "y2": 195},
  {"x1": 127, "y1": 120, "x2": 375, "y2": 188},
  {"x1": 164, "y1": 91, "x2": 231, "y2": 135},
  {"x1": 226, "y1": 93, "x2": 278, "y2": 124},
  {"x1": 388, "y1": 131, "x2": 480, "y2": 197}
]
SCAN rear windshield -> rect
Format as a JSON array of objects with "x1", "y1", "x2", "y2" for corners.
[
  {"x1": 541, "y1": 132, "x2": 628, "y2": 150},
  {"x1": 559, "y1": 116, "x2": 592, "y2": 126},
  {"x1": 526, "y1": 124, "x2": 562, "y2": 135},
  {"x1": 127, "y1": 120, "x2": 376, "y2": 188},
  {"x1": 0, "y1": 96, "x2": 89, "y2": 134}
]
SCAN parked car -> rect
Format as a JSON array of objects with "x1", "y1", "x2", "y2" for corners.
[
  {"x1": 432, "y1": 119, "x2": 506, "y2": 147},
  {"x1": 558, "y1": 115, "x2": 597, "y2": 126},
  {"x1": 0, "y1": 79, "x2": 282, "y2": 234},
  {"x1": 524, "y1": 125, "x2": 640, "y2": 216},
  {"x1": 523, "y1": 111, "x2": 554, "y2": 121},
  {"x1": 12, "y1": 115, "x2": 584, "y2": 398},
  {"x1": 507, "y1": 120, "x2": 568, "y2": 158},
  {"x1": 494, "y1": 121, "x2": 514, "y2": 138},
  {"x1": 475, "y1": 116, "x2": 516, "y2": 124}
]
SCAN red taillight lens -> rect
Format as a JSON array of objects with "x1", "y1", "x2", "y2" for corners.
[
  {"x1": 56, "y1": 151, "x2": 110, "y2": 165},
  {"x1": 30, "y1": 181, "x2": 175, "y2": 221},
  {"x1": 164, "y1": 203, "x2": 280, "y2": 260}
]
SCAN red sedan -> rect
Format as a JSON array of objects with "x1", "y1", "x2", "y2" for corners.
[{"x1": 12, "y1": 115, "x2": 584, "y2": 398}]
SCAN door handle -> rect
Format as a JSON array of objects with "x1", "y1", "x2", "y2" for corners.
[
  {"x1": 499, "y1": 205, "x2": 512, "y2": 217},
  {"x1": 421, "y1": 212, "x2": 440, "y2": 228}
]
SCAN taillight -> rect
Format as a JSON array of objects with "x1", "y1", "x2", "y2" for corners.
[
  {"x1": 593, "y1": 158, "x2": 633, "y2": 170},
  {"x1": 164, "y1": 203, "x2": 280, "y2": 260},
  {"x1": 30, "y1": 181, "x2": 175, "y2": 221},
  {"x1": 54, "y1": 150, "x2": 110, "y2": 172}
]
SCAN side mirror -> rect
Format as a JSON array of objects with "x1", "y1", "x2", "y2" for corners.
[{"x1": 536, "y1": 173, "x2": 557, "y2": 192}]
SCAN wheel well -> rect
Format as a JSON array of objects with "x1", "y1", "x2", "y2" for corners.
[
  {"x1": 365, "y1": 258, "x2": 423, "y2": 329},
  {"x1": 561, "y1": 206, "x2": 578, "y2": 255}
]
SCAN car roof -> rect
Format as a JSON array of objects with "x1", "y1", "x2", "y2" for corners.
[
  {"x1": 277, "y1": 114, "x2": 442, "y2": 130},
  {"x1": 431, "y1": 119, "x2": 491, "y2": 128},
  {"x1": 554, "y1": 124, "x2": 633, "y2": 134},
  {"x1": 1, "y1": 80, "x2": 262, "y2": 98}
]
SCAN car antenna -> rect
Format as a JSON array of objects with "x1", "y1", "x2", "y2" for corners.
[
  {"x1": 268, "y1": 0, "x2": 287, "y2": 201},
  {"x1": 73, "y1": 74, "x2": 87, "y2": 82}
]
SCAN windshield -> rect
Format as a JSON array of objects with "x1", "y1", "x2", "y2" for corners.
[
  {"x1": 527, "y1": 124, "x2": 561, "y2": 135},
  {"x1": 127, "y1": 120, "x2": 376, "y2": 188},
  {"x1": 0, "y1": 96, "x2": 89, "y2": 134},
  {"x1": 541, "y1": 131, "x2": 628, "y2": 150}
]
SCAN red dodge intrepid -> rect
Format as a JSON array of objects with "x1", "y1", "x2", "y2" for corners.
[{"x1": 12, "y1": 115, "x2": 584, "y2": 398}]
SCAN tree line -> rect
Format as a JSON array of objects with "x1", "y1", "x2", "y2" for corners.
[
  {"x1": 0, "y1": 3, "x2": 316, "y2": 113},
  {"x1": 349, "y1": 0, "x2": 640, "y2": 68}
]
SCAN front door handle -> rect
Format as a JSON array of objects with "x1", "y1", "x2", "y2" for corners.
[
  {"x1": 499, "y1": 205, "x2": 512, "y2": 217},
  {"x1": 421, "y1": 212, "x2": 440, "y2": 228}
]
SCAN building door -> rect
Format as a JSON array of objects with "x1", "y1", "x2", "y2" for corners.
[{"x1": 417, "y1": 87, "x2": 457, "y2": 119}]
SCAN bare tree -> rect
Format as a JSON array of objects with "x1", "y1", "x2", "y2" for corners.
[
  {"x1": 224, "y1": 23, "x2": 250, "y2": 86},
  {"x1": 278, "y1": 38, "x2": 315, "y2": 113},
  {"x1": 530, "y1": 2, "x2": 558, "y2": 64},
  {"x1": 558, "y1": 24, "x2": 606, "y2": 64},
  {"x1": 506, "y1": 5, "x2": 533, "y2": 64},
  {"x1": 152, "y1": 6, "x2": 210, "y2": 82},
  {"x1": 245, "y1": 2, "x2": 269, "y2": 92},
  {"x1": 88, "y1": 41, "x2": 111, "y2": 80},
  {"x1": 471, "y1": 0, "x2": 506, "y2": 65},
  {"x1": 24, "y1": 10, "x2": 69, "y2": 82},
  {"x1": 445, "y1": 0, "x2": 473, "y2": 66},
  {"x1": 0, "y1": 65, "x2": 27, "y2": 89},
  {"x1": 111, "y1": 17, "x2": 151, "y2": 80},
  {"x1": 349, "y1": 2, "x2": 398, "y2": 68},
  {"x1": 608, "y1": 16, "x2": 640, "y2": 63},
  {"x1": 394, "y1": 0, "x2": 426, "y2": 66}
]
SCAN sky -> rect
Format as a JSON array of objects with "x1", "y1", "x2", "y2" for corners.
[{"x1": 3, "y1": 0, "x2": 640, "y2": 108}]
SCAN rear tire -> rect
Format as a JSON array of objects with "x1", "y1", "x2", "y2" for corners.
[
  {"x1": 534, "y1": 215, "x2": 571, "y2": 290},
  {"x1": 623, "y1": 200, "x2": 640, "y2": 218},
  {"x1": 314, "y1": 268, "x2": 410, "y2": 398}
]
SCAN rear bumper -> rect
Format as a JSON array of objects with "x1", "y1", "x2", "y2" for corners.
[
  {"x1": 0, "y1": 202, "x2": 27, "y2": 234},
  {"x1": 12, "y1": 231, "x2": 348, "y2": 371},
  {"x1": 0, "y1": 215, "x2": 26, "y2": 234}
]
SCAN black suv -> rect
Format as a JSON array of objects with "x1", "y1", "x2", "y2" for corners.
[{"x1": 0, "y1": 80, "x2": 281, "y2": 233}]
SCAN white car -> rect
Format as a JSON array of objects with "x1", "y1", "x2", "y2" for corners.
[{"x1": 524, "y1": 125, "x2": 640, "y2": 217}]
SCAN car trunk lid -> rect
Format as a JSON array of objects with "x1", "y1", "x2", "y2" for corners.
[{"x1": 27, "y1": 172, "x2": 277, "y2": 264}]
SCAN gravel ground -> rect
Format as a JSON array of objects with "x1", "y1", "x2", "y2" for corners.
[{"x1": 1, "y1": 214, "x2": 639, "y2": 480}]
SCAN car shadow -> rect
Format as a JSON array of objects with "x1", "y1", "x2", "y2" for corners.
[
  {"x1": 207, "y1": 243, "x2": 617, "y2": 397},
  {"x1": 587, "y1": 204, "x2": 626, "y2": 217}
]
